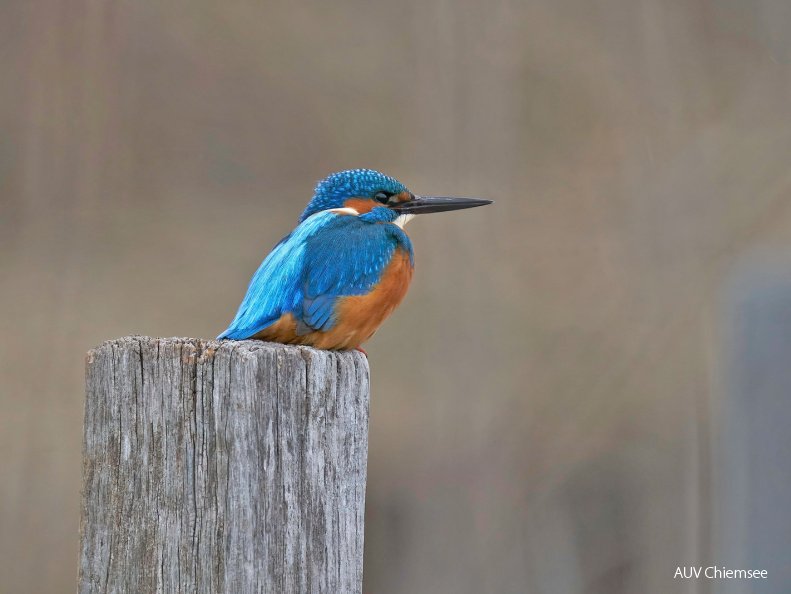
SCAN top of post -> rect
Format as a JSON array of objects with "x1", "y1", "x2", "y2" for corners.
[{"x1": 86, "y1": 335, "x2": 369, "y2": 369}]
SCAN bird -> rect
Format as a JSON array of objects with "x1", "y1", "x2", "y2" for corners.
[{"x1": 218, "y1": 169, "x2": 492, "y2": 351}]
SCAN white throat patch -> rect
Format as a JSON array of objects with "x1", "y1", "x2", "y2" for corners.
[{"x1": 392, "y1": 214, "x2": 415, "y2": 229}]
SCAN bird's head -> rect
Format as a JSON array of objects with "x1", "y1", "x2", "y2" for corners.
[{"x1": 300, "y1": 169, "x2": 492, "y2": 224}]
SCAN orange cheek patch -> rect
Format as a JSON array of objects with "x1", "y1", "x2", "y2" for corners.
[
  {"x1": 395, "y1": 191, "x2": 413, "y2": 204},
  {"x1": 343, "y1": 198, "x2": 378, "y2": 214}
]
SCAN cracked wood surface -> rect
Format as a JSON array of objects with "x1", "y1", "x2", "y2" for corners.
[{"x1": 79, "y1": 336, "x2": 370, "y2": 593}]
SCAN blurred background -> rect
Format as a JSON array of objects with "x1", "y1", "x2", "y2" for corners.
[{"x1": 3, "y1": 0, "x2": 791, "y2": 592}]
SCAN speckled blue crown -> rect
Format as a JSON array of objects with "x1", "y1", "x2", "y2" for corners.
[{"x1": 300, "y1": 169, "x2": 409, "y2": 222}]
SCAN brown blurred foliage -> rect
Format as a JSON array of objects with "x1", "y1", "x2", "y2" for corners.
[{"x1": 2, "y1": 0, "x2": 791, "y2": 592}]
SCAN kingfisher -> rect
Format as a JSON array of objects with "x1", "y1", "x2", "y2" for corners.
[{"x1": 218, "y1": 169, "x2": 491, "y2": 351}]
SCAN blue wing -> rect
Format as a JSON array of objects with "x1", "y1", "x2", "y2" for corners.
[
  {"x1": 217, "y1": 212, "x2": 333, "y2": 339},
  {"x1": 218, "y1": 210, "x2": 412, "y2": 340},
  {"x1": 296, "y1": 214, "x2": 410, "y2": 334}
]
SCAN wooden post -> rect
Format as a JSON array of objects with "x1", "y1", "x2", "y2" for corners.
[{"x1": 79, "y1": 336, "x2": 370, "y2": 593}]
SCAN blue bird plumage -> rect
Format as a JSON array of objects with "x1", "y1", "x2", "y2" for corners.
[
  {"x1": 219, "y1": 169, "x2": 491, "y2": 351},
  {"x1": 299, "y1": 169, "x2": 408, "y2": 223}
]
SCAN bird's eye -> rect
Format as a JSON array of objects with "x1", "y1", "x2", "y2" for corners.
[{"x1": 374, "y1": 191, "x2": 391, "y2": 204}]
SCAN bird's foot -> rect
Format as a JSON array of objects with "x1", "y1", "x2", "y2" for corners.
[{"x1": 354, "y1": 347, "x2": 368, "y2": 358}]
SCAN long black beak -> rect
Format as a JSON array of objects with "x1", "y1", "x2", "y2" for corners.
[{"x1": 392, "y1": 195, "x2": 493, "y2": 214}]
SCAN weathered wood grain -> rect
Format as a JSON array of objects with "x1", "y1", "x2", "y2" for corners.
[{"x1": 79, "y1": 336, "x2": 370, "y2": 594}]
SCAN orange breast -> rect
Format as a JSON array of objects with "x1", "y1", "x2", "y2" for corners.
[{"x1": 253, "y1": 249, "x2": 414, "y2": 350}]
